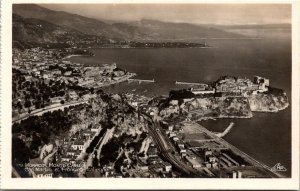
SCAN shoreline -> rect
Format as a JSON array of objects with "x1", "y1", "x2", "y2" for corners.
[
  {"x1": 63, "y1": 54, "x2": 85, "y2": 59},
  {"x1": 190, "y1": 122, "x2": 285, "y2": 178},
  {"x1": 63, "y1": 54, "x2": 94, "y2": 60}
]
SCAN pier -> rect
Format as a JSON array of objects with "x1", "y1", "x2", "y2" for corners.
[
  {"x1": 128, "y1": 78, "x2": 156, "y2": 84},
  {"x1": 175, "y1": 81, "x2": 208, "y2": 86},
  {"x1": 215, "y1": 122, "x2": 234, "y2": 138}
]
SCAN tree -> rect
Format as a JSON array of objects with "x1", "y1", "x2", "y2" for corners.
[{"x1": 24, "y1": 100, "x2": 31, "y2": 112}]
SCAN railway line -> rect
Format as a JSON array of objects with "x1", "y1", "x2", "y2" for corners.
[{"x1": 144, "y1": 115, "x2": 199, "y2": 176}]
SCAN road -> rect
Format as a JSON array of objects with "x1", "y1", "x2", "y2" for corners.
[{"x1": 12, "y1": 100, "x2": 87, "y2": 124}]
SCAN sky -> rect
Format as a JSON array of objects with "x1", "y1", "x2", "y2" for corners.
[{"x1": 40, "y1": 4, "x2": 291, "y2": 25}]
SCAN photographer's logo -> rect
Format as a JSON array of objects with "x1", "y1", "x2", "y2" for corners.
[{"x1": 271, "y1": 163, "x2": 287, "y2": 172}]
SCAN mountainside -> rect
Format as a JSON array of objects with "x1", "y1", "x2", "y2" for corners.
[
  {"x1": 13, "y1": 4, "x2": 244, "y2": 41},
  {"x1": 13, "y1": 4, "x2": 143, "y2": 40},
  {"x1": 13, "y1": 14, "x2": 110, "y2": 48},
  {"x1": 13, "y1": 14, "x2": 81, "y2": 44},
  {"x1": 127, "y1": 19, "x2": 244, "y2": 41}
]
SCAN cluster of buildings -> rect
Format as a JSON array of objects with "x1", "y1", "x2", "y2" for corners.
[
  {"x1": 12, "y1": 47, "x2": 135, "y2": 116},
  {"x1": 27, "y1": 125, "x2": 102, "y2": 178},
  {"x1": 159, "y1": 121, "x2": 246, "y2": 178},
  {"x1": 125, "y1": 93, "x2": 152, "y2": 110},
  {"x1": 215, "y1": 76, "x2": 270, "y2": 95},
  {"x1": 117, "y1": 137, "x2": 175, "y2": 178},
  {"x1": 189, "y1": 76, "x2": 270, "y2": 96},
  {"x1": 13, "y1": 48, "x2": 133, "y2": 89}
]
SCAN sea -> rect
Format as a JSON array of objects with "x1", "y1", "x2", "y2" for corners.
[{"x1": 69, "y1": 29, "x2": 291, "y2": 177}]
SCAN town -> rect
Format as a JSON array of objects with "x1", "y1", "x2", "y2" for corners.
[{"x1": 12, "y1": 47, "x2": 136, "y2": 120}]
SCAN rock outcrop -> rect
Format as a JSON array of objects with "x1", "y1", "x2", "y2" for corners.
[
  {"x1": 159, "y1": 86, "x2": 289, "y2": 121},
  {"x1": 248, "y1": 87, "x2": 289, "y2": 112}
]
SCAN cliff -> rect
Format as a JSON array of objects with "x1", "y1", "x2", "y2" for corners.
[
  {"x1": 159, "y1": 97, "x2": 253, "y2": 121},
  {"x1": 159, "y1": 86, "x2": 289, "y2": 121},
  {"x1": 248, "y1": 87, "x2": 289, "y2": 112}
]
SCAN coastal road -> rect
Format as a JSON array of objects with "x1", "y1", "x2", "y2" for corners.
[{"x1": 12, "y1": 100, "x2": 88, "y2": 124}]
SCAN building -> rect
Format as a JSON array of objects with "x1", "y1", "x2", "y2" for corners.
[
  {"x1": 163, "y1": 162, "x2": 172, "y2": 172},
  {"x1": 254, "y1": 76, "x2": 269, "y2": 92},
  {"x1": 186, "y1": 157, "x2": 201, "y2": 169},
  {"x1": 215, "y1": 76, "x2": 270, "y2": 95},
  {"x1": 231, "y1": 170, "x2": 242, "y2": 178},
  {"x1": 64, "y1": 71, "x2": 72, "y2": 76},
  {"x1": 190, "y1": 87, "x2": 215, "y2": 95},
  {"x1": 71, "y1": 140, "x2": 85, "y2": 151}
]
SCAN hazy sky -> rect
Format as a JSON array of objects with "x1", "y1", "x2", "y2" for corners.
[{"x1": 40, "y1": 4, "x2": 291, "y2": 25}]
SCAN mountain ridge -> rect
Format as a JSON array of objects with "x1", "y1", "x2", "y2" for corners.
[{"x1": 13, "y1": 4, "x2": 249, "y2": 41}]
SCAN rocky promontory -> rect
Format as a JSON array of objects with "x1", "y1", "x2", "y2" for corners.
[
  {"x1": 157, "y1": 77, "x2": 289, "y2": 121},
  {"x1": 248, "y1": 87, "x2": 289, "y2": 112}
]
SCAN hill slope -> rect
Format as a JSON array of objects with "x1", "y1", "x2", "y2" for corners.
[
  {"x1": 13, "y1": 14, "x2": 110, "y2": 48},
  {"x1": 13, "y1": 4, "x2": 244, "y2": 41}
]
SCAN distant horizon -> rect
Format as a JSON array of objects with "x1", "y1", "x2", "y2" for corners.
[{"x1": 38, "y1": 4, "x2": 291, "y2": 25}]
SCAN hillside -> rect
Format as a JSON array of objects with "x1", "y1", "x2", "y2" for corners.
[
  {"x1": 127, "y1": 19, "x2": 244, "y2": 41},
  {"x1": 13, "y1": 14, "x2": 110, "y2": 48},
  {"x1": 13, "y1": 4, "x2": 244, "y2": 41}
]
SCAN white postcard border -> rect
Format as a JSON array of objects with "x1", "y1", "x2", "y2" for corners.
[{"x1": 1, "y1": 0, "x2": 299, "y2": 190}]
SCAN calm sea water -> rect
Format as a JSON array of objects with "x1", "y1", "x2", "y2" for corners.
[{"x1": 69, "y1": 35, "x2": 291, "y2": 176}]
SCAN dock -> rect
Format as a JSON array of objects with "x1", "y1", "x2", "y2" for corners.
[
  {"x1": 214, "y1": 122, "x2": 234, "y2": 138},
  {"x1": 175, "y1": 81, "x2": 208, "y2": 86}
]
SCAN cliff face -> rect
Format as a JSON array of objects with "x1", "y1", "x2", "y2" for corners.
[
  {"x1": 159, "y1": 87, "x2": 289, "y2": 121},
  {"x1": 248, "y1": 88, "x2": 289, "y2": 112},
  {"x1": 185, "y1": 97, "x2": 253, "y2": 120},
  {"x1": 159, "y1": 97, "x2": 253, "y2": 120}
]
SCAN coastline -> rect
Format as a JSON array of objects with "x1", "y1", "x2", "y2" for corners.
[
  {"x1": 63, "y1": 54, "x2": 93, "y2": 60},
  {"x1": 190, "y1": 122, "x2": 285, "y2": 178}
]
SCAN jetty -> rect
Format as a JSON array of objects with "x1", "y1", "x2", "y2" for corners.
[
  {"x1": 128, "y1": 79, "x2": 156, "y2": 84},
  {"x1": 214, "y1": 122, "x2": 234, "y2": 138},
  {"x1": 175, "y1": 81, "x2": 208, "y2": 86}
]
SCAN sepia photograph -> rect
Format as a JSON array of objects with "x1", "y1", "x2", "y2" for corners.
[{"x1": 1, "y1": 0, "x2": 300, "y2": 190}]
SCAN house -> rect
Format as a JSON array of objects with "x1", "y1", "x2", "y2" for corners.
[
  {"x1": 168, "y1": 124, "x2": 174, "y2": 131},
  {"x1": 169, "y1": 132, "x2": 176, "y2": 138},
  {"x1": 91, "y1": 125, "x2": 100, "y2": 133},
  {"x1": 186, "y1": 157, "x2": 201, "y2": 169},
  {"x1": 169, "y1": 100, "x2": 178, "y2": 106},
  {"x1": 177, "y1": 140, "x2": 185, "y2": 148},
  {"x1": 139, "y1": 166, "x2": 149, "y2": 171},
  {"x1": 163, "y1": 162, "x2": 172, "y2": 172},
  {"x1": 147, "y1": 156, "x2": 163, "y2": 164},
  {"x1": 82, "y1": 129, "x2": 93, "y2": 138},
  {"x1": 66, "y1": 149, "x2": 76, "y2": 156},
  {"x1": 71, "y1": 140, "x2": 85, "y2": 151},
  {"x1": 42, "y1": 73, "x2": 49, "y2": 79},
  {"x1": 64, "y1": 71, "x2": 72, "y2": 76},
  {"x1": 28, "y1": 158, "x2": 53, "y2": 178},
  {"x1": 61, "y1": 154, "x2": 72, "y2": 162},
  {"x1": 173, "y1": 136, "x2": 179, "y2": 142},
  {"x1": 207, "y1": 155, "x2": 217, "y2": 163},
  {"x1": 68, "y1": 91, "x2": 79, "y2": 100}
]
